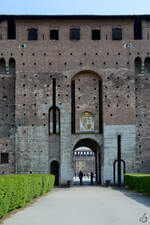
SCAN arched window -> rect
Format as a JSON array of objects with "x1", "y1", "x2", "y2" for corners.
[
  {"x1": 0, "y1": 58, "x2": 6, "y2": 74},
  {"x1": 144, "y1": 57, "x2": 150, "y2": 74},
  {"x1": 135, "y1": 57, "x2": 142, "y2": 74},
  {"x1": 9, "y1": 58, "x2": 16, "y2": 76},
  {"x1": 80, "y1": 112, "x2": 94, "y2": 132},
  {"x1": 49, "y1": 107, "x2": 60, "y2": 134}
]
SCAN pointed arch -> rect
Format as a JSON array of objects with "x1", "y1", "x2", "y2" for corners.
[
  {"x1": 0, "y1": 58, "x2": 6, "y2": 75},
  {"x1": 134, "y1": 57, "x2": 142, "y2": 74},
  {"x1": 144, "y1": 57, "x2": 150, "y2": 74},
  {"x1": 9, "y1": 58, "x2": 16, "y2": 76}
]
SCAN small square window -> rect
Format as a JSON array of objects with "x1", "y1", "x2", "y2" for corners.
[
  {"x1": 1, "y1": 153, "x2": 9, "y2": 164},
  {"x1": 50, "y1": 30, "x2": 59, "y2": 40},
  {"x1": 112, "y1": 28, "x2": 122, "y2": 40},
  {"x1": 8, "y1": 19, "x2": 16, "y2": 40},
  {"x1": 134, "y1": 19, "x2": 142, "y2": 40},
  {"x1": 70, "y1": 28, "x2": 80, "y2": 40},
  {"x1": 28, "y1": 28, "x2": 38, "y2": 41},
  {"x1": 92, "y1": 29, "x2": 101, "y2": 40}
]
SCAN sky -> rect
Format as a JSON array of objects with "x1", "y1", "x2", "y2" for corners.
[{"x1": 0, "y1": 0, "x2": 150, "y2": 15}]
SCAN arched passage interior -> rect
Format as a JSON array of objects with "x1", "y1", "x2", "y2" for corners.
[{"x1": 73, "y1": 138, "x2": 101, "y2": 184}]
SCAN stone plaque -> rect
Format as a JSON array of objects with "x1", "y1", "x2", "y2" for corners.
[{"x1": 80, "y1": 112, "x2": 94, "y2": 132}]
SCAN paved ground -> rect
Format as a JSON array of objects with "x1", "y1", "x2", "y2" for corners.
[
  {"x1": 73, "y1": 176, "x2": 96, "y2": 185},
  {"x1": 1, "y1": 186, "x2": 150, "y2": 225}
]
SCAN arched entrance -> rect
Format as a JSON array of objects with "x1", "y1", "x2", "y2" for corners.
[
  {"x1": 51, "y1": 160, "x2": 59, "y2": 186},
  {"x1": 73, "y1": 138, "x2": 101, "y2": 185}
]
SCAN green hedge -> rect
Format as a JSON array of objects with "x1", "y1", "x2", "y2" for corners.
[
  {"x1": 124, "y1": 173, "x2": 150, "y2": 193},
  {"x1": 0, "y1": 174, "x2": 55, "y2": 218}
]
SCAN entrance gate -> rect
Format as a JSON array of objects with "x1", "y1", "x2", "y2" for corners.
[{"x1": 73, "y1": 138, "x2": 101, "y2": 184}]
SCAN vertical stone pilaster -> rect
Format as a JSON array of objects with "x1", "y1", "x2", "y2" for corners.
[{"x1": 60, "y1": 106, "x2": 73, "y2": 185}]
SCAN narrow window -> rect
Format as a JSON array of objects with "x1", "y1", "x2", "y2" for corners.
[
  {"x1": 112, "y1": 28, "x2": 122, "y2": 40},
  {"x1": 144, "y1": 57, "x2": 150, "y2": 74},
  {"x1": 0, "y1": 58, "x2": 6, "y2": 74},
  {"x1": 117, "y1": 135, "x2": 121, "y2": 187},
  {"x1": 70, "y1": 28, "x2": 80, "y2": 40},
  {"x1": 49, "y1": 78, "x2": 60, "y2": 134},
  {"x1": 9, "y1": 58, "x2": 16, "y2": 76},
  {"x1": 71, "y1": 80, "x2": 75, "y2": 133},
  {"x1": 92, "y1": 29, "x2": 101, "y2": 40},
  {"x1": 49, "y1": 107, "x2": 60, "y2": 134},
  {"x1": 135, "y1": 57, "x2": 142, "y2": 74},
  {"x1": 28, "y1": 28, "x2": 38, "y2": 41},
  {"x1": 118, "y1": 135, "x2": 121, "y2": 160},
  {"x1": 134, "y1": 18, "x2": 142, "y2": 40},
  {"x1": 99, "y1": 80, "x2": 103, "y2": 133},
  {"x1": 7, "y1": 18, "x2": 16, "y2": 40},
  {"x1": 50, "y1": 30, "x2": 59, "y2": 40},
  {"x1": 53, "y1": 78, "x2": 56, "y2": 134},
  {"x1": 1, "y1": 153, "x2": 9, "y2": 164}
]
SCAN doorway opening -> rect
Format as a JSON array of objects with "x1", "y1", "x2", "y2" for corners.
[
  {"x1": 73, "y1": 138, "x2": 101, "y2": 185},
  {"x1": 51, "y1": 160, "x2": 59, "y2": 186}
]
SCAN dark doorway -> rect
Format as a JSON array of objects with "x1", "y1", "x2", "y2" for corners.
[{"x1": 51, "y1": 160, "x2": 59, "y2": 186}]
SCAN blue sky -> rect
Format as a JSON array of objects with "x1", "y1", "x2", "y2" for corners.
[{"x1": 0, "y1": 0, "x2": 150, "y2": 15}]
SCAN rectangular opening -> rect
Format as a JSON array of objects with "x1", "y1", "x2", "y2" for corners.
[
  {"x1": 70, "y1": 28, "x2": 80, "y2": 40},
  {"x1": 99, "y1": 81, "x2": 103, "y2": 134},
  {"x1": 1, "y1": 153, "x2": 9, "y2": 164},
  {"x1": 117, "y1": 135, "x2": 121, "y2": 186},
  {"x1": 118, "y1": 135, "x2": 121, "y2": 160},
  {"x1": 53, "y1": 78, "x2": 56, "y2": 134},
  {"x1": 92, "y1": 29, "x2": 101, "y2": 40},
  {"x1": 112, "y1": 28, "x2": 122, "y2": 40},
  {"x1": 50, "y1": 30, "x2": 59, "y2": 40},
  {"x1": 7, "y1": 19, "x2": 16, "y2": 40},
  {"x1": 134, "y1": 18, "x2": 142, "y2": 40},
  {"x1": 71, "y1": 80, "x2": 75, "y2": 133},
  {"x1": 28, "y1": 28, "x2": 38, "y2": 41}
]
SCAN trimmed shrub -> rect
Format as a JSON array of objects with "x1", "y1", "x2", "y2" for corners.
[
  {"x1": 124, "y1": 173, "x2": 150, "y2": 193},
  {"x1": 0, "y1": 174, "x2": 55, "y2": 218}
]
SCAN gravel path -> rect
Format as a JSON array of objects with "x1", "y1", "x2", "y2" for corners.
[{"x1": 1, "y1": 186, "x2": 150, "y2": 225}]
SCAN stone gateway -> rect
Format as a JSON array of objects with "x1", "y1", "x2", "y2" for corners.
[{"x1": 0, "y1": 14, "x2": 149, "y2": 185}]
